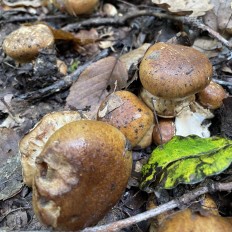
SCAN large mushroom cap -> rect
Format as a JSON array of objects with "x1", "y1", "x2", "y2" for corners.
[
  {"x1": 32, "y1": 120, "x2": 132, "y2": 231},
  {"x1": 139, "y1": 42, "x2": 213, "y2": 99}
]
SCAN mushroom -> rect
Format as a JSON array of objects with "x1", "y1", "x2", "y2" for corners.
[
  {"x1": 32, "y1": 120, "x2": 132, "y2": 231},
  {"x1": 197, "y1": 80, "x2": 228, "y2": 110},
  {"x1": 139, "y1": 42, "x2": 213, "y2": 118},
  {"x1": 3, "y1": 24, "x2": 54, "y2": 63},
  {"x1": 53, "y1": 0, "x2": 99, "y2": 16},
  {"x1": 152, "y1": 102, "x2": 214, "y2": 144},
  {"x1": 157, "y1": 208, "x2": 232, "y2": 232},
  {"x1": 20, "y1": 111, "x2": 82, "y2": 187},
  {"x1": 97, "y1": 90, "x2": 154, "y2": 149},
  {"x1": 152, "y1": 118, "x2": 175, "y2": 145}
]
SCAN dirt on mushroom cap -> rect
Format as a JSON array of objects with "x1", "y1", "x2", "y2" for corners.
[{"x1": 139, "y1": 42, "x2": 213, "y2": 99}]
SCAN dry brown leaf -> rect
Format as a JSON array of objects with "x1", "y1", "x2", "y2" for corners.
[
  {"x1": 204, "y1": 0, "x2": 232, "y2": 34},
  {"x1": 74, "y1": 29, "x2": 100, "y2": 56},
  {"x1": 0, "y1": 128, "x2": 23, "y2": 201},
  {"x1": 152, "y1": 0, "x2": 213, "y2": 17},
  {"x1": 193, "y1": 38, "x2": 222, "y2": 58},
  {"x1": 119, "y1": 43, "x2": 151, "y2": 71},
  {"x1": 66, "y1": 56, "x2": 128, "y2": 119}
]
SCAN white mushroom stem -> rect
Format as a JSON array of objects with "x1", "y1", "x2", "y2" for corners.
[
  {"x1": 175, "y1": 102, "x2": 214, "y2": 138},
  {"x1": 140, "y1": 87, "x2": 195, "y2": 118}
]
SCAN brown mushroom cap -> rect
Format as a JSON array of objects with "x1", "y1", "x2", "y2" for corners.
[
  {"x1": 139, "y1": 42, "x2": 213, "y2": 99},
  {"x1": 157, "y1": 208, "x2": 232, "y2": 232},
  {"x1": 3, "y1": 24, "x2": 54, "y2": 63},
  {"x1": 53, "y1": 0, "x2": 99, "y2": 15},
  {"x1": 20, "y1": 111, "x2": 82, "y2": 187},
  {"x1": 32, "y1": 120, "x2": 132, "y2": 231},
  {"x1": 97, "y1": 90, "x2": 154, "y2": 148},
  {"x1": 197, "y1": 81, "x2": 228, "y2": 109}
]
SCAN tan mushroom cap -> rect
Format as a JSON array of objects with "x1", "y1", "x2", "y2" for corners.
[
  {"x1": 20, "y1": 111, "x2": 82, "y2": 187},
  {"x1": 97, "y1": 90, "x2": 154, "y2": 148},
  {"x1": 139, "y1": 42, "x2": 213, "y2": 99},
  {"x1": 197, "y1": 81, "x2": 228, "y2": 109},
  {"x1": 3, "y1": 24, "x2": 54, "y2": 63},
  {"x1": 53, "y1": 0, "x2": 99, "y2": 15},
  {"x1": 32, "y1": 120, "x2": 132, "y2": 231}
]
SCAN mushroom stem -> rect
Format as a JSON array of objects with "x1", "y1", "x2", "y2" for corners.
[{"x1": 140, "y1": 87, "x2": 195, "y2": 118}]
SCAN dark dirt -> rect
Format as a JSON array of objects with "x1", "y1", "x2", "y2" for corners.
[{"x1": 0, "y1": 0, "x2": 232, "y2": 231}]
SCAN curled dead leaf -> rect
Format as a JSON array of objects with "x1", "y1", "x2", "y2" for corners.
[
  {"x1": 66, "y1": 56, "x2": 128, "y2": 119},
  {"x1": 152, "y1": 0, "x2": 213, "y2": 17}
]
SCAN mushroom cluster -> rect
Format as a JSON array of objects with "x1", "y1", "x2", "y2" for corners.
[
  {"x1": 19, "y1": 114, "x2": 132, "y2": 230},
  {"x1": 139, "y1": 42, "x2": 227, "y2": 144}
]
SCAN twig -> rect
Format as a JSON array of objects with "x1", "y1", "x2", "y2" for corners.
[
  {"x1": 15, "y1": 48, "x2": 111, "y2": 101},
  {"x1": 62, "y1": 10, "x2": 232, "y2": 49},
  {"x1": 81, "y1": 181, "x2": 232, "y2": 232}
]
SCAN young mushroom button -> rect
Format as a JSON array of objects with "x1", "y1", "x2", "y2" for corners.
[{"x1": 139, "y1": 42, "x2": 213, "y2": 118}]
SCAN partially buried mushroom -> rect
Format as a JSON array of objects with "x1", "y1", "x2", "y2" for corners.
[
  {"x1": 20, "y1": 111, "x2": 82, "y2": 187},
  {"x1": 139, "y1": 42, "x2": 213, "y2": 118},
  {"x1": 32, "y1": 120, "x2": 132, "y2": 231}
]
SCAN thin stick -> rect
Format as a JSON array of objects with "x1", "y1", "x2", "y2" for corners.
[{"x1": 81, "y1": 181, "x2": 232, "y2": 232}]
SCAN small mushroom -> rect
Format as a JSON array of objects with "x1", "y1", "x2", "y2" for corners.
[
  {"x1": 197, "y1": 81, "x2": 228, "y2": 110},
  {"x1": 53, "y1": 0, "x2": 99, "y2": 16},
  {"x1": 20, "y1": 111, "x2": 82, "y2": 187},
  {"x1": 97, "y1": 90, "x2": 154, "y2": 148},
  {"x1": 3, "y1": 24, "x2": 54, "y2": 63},
  {"x1": 32, "y1": 120, "x2": 132, "y2": 230},
  {"x1": 139, "y1": 42, "x2": 213, "y2": 118},
  {"x1": 152, "y1": 118, "x2": 176, "y2": 145}
]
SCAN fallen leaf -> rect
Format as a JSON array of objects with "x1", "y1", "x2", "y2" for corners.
[
  {"x1": 119, "y1": 43, "x2": 151, "y2": 71},
  {"x1": 204, "y1": 0, "x2": 232, "y2": 34},
  {"x1": 152, "y1": 0, "x2": 213, "y2": 17},
  {"x1": 0, "y1": 128, "x2": 23, "y2": 201},
  {"x1": 66, "y1": 56, "x2": 128, "y2": 119},
  {"x1": 140, "y1": 135, "x2": 232, "y2": 191}
]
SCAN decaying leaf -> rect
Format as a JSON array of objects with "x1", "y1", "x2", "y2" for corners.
[
  {"x1": 204, "y1": 0, "x2": 232, "y2": 34},
  {"x1": 140, "y1": 135, "x2": 232, "y2": 191},
  {"x1": 66, "y1": 56, "x2": 128, "y2": 119},
  {"x1": 2, "y1": 0, "x2": 41, "y2": 7},
  {"x1": 0, "y1": 128, "x2": 23, "y2": 201},
  {"x1": 152, "y1": 0, "x2": 213, "y2": 17},
  {"x1": 119, "y1": 43, "x2": 151, "y2": 71},
  {"x1": 193, "y1": 38, "x2": 222, "y2": 58}
]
